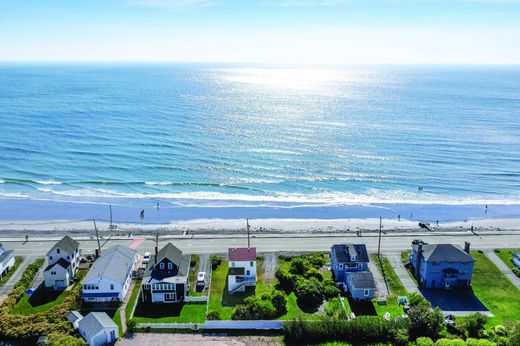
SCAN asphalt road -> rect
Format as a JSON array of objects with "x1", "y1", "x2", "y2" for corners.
[{"x1": 2, "y1": 232, "x2": 519, "y2": 257}]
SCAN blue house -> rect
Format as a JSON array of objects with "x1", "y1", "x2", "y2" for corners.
[
  {"x1": 331, "y1": 244, "x2": 375, "y2": 300},
  {"x1": 409, "y1": 241, "x2": 474, "y2": 289}
]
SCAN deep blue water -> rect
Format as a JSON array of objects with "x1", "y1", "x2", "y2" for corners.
[{"x1": 1, "y1": 64, "x2": 519, "y2": 213}]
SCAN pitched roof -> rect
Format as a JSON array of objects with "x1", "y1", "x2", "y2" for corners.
[
  {"x1": 228, "y1": 247, "x2": 256, "y2": 261},
  {"x1": 44, "y1": 258, "x2": 71, "y2": 272},
  {"x1": 47, "y1": 236, "x2": 79, "y2": 256},
  {"x1": 0, "y1": 249, "x2": 14, "y2": 264},
  {"x1": 143, "y1": 243, "x2": 189, "y2": 284},
  {"x1": 156, "y1": 243, "x2": 184, "y2": 266},
  {"x1": 331, "y1": 244, "x2": 369, "y2": 263},
  {"x1": 78, "y1": 312, "x2": 117, "y2": 340},
  {"x1": 67, "y1": 311, "x2": 83, "y2": 324},
  {"x1": 413, "y1": 244, "x2": 474, "y2": 263},
  {"x1": 84, "y1": 245, "x2": 136, "y2": 285},
  {"x1": 350, "y1": 272, "x2": 376, "y2": 289}
]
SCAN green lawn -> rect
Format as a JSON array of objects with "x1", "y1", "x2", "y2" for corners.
[
  {"x1": 371, "y1": 254, "x2": 406, "y2": 318},
  {"x1": 11, "y1": 269, "x2": 86, "y2": 315},
  {"x1": 0, "y1": 257, "x2": 23, "y2": 287},
  {"x1": 494, "y1": 248, "x2": 520, "y2": 270},
  {"x1": 125, "y1": 279, "x2": 142, "y2": 321},
  {"x1": 470, "y1": 250, "x2": 520, "y2": 327},
  {"x1": 132, "y1": 302, "x2": 207, "y2": 323}
]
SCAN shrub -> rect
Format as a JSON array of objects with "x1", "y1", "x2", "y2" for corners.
[
  {"x1": 210, "y1": 256, "x2": 222, "y2": 270},
  {"x1": 126, "y1": 319, "x2": 137, "y2": 333},
  {"x1": 463, "y1": 313, "x2": 488, "y2": 338},
  {"x1": 206, "y1": 311, "x2": 221, "y2": 320},
  {"x1": 275, "y1": 269, "x2": 294, "y2": 292},
  {"x1": 304, "y1": 253, "x2": 327, "y2": 268},
  {"x1": 271, "y1": 290, "x2": 287, "y2": 316},
  {"x1": 304, "y1": 268, "x2": 323, "y2": 281},
  {"x1": 508, "y1": 321, "x2": 520, "y2": 346},
  {"x1": 416, "y1": 336, "x2": 434, "y2": 346},
  {"x1": 231, "y1": 296, "x2": 276, "y2": 320},
  {"x1": 45, "y1": 333, "x2": 86, "y2": 346},
  {"x1": 434, "y1": 338, "x2": 465, "y2": 346},
  {"x1": 408, "y1": 303, "x2": 445, "y2": 340},
  {"x1": 294, "y1": 278, "x2": 324, "y2": 309},
  {"x1": 465, "y1": 338, "x2": 496, "y2": 346},
  {"x1": 323, "y1": 283, "x2": 340, "y2": 300},
  {"x1": 290, "y1": 258, "x2": 308, "y2": 275},
  {"x1": 493, "y1": 325, "x2": 507, "y2": 337}
]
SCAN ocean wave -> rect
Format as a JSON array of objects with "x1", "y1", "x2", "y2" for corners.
[
  {"x1": 35, "y1": 180, "x2": 63, "y2": 185},
  {"x1": 28, "y1": 186, "x2": 520, "y2": 206}
]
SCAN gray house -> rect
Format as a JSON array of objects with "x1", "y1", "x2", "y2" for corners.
[
  {"x1": 140, "y1": 242, "x2": 190, "y2": 303},
  {"x1": 77, "y1": 312, "x2": 118, "y2": 346},
  {"x1": 409, "y1": 241, "x2": 474, "y2": 289},
  {"x1": 331, "y1": 244, "x2": 375, "y2": 300}
]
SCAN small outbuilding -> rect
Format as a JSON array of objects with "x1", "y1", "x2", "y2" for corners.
[{"x1": 78, "y1": 312, "x2": 118, "y2": 346}]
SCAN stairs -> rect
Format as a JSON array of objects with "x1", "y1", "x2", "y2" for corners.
[{"x1": 229, "y1": 279, "x2": 256, "y2": 294}]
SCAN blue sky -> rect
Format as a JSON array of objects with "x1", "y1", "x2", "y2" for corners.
[{"x1": 1, "y1": 0, "x2": 519, "y2": 63}]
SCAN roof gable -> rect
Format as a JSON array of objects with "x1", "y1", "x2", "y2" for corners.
[
  {"x1": 44, "y1": 258, "x2": 71, "y2": 272},
  {"x1": 47, "y1": 236, "x2": 79, "y2": 256},
  {"x1": 79, "y1": 312, "x2": 117, "y2": 339},
  {"x1": 331, "y1": 244, "x2": 369, "y2": 263},
  {"x1": 84, "y1": 245, "x2": 136, "y2": 285},
  {"x1": 228, "y1": 247, "x2": 256, "y2": 261},
  {"x1": 414, "y1": 244, "x2": 474, "y2": 263}
]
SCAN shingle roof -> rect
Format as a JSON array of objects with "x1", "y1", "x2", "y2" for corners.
[
  {"x1": 331, "y1": 244, "x2": 369, "y2": 263},
  {"x1": 78, "y1": 312, "x2": 117, "y2": 340},
  {"x1": 67, "y1": 311, "x2": 83, "y2": 324},
  {"x1": 47, "y1": 236, "x2": 79, "y2": 256},
  {"x1": 84, "y1": 245, "x2": 136, "y2": 285},
  {"x1": 412, "y1": 244, "x2": 474, "y2": 263},
  {"x1": 143, "y1": 243, "x2": 189, "y2": 284},
  {"x1": 228, "y1": 247, "x2": 256, "y2": 261},
  {"x1": 350, "y1": 272, "x2": 376, "y2": 289},
  {"x1": 44, "y1": 258, "x2": 71, "y2": 272},
  {"x1": 0, "y1": 249, "x2": 14, "y2": 264}
]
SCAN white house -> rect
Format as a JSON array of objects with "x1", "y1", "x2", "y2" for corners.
[
  {"x1": 0, "y1": 244, "x2": 15, "y2": 280},
  {"x1": 82, "y1": 245, "x2": 136, "y2": 303},
  {"x1": 43, "y1": 236, "x2": 81, "y2": 289},
  {"x1": 78, "y1": 312, "x2": 118, "y2": 346},
  {"x1": 227, "y1": 247, "x2": 257, "y2": 294},
  {"x1": 67, "y1": 310, "x2": 83, "y2": 330}
]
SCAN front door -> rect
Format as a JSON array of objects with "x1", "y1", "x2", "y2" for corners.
[{"x1": 110, "y1": 330, "x2": 116, "y2": 342}]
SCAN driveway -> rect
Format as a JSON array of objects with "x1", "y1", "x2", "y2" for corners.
[
  {"x1": 387, "y1": 254, "x2": 420, "y2": 294},
  {"x1": 262, "y1": 252, "x2": 278, "y2": 280},
  {"x1": 369, "y1": 256, "x2": 388, "y2": 300},
  {"x1": 484, "y1": 250, "x2": 520, "y2": 290}
]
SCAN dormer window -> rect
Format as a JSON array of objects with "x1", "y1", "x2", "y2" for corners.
[
  {"x1": 351, "y1": 255, "x2": 356, "y2": 261},
  {"x1": 168, "y1": 262, "x2": 173, "y2": 270}
]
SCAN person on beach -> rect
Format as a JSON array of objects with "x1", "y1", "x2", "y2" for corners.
[
  {"x1": 398, "y1": 215, "x2": 400, "y2": 221},
  {"x1": 25, "y1": 235, "x2": 28, "y2": 243},
  {"x1": 140, "y1": 209, "x2": 144, "y2": 222},
  {"x1": 156, "y1": 202, "x2": 160, "y2": 210},
  {"x1": 485, "y1": 205, "x2": 488, "y2": 214}
]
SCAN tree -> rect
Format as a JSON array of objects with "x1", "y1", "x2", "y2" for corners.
[
  {"x1": 463, "y1": 313, "x2": 488, "y2": 338},
  {"x1": 304, "y1": 268, "x2": 323, "y2": 281},
  {"x1": 271, "y1": 290, "x2": 288, "y2": 316},
  {"x1": 126, "y1": 319, "x2": 137, "y2": 333},
  {"x1": 209, "y1": 256, "x2": 221, "y2": 270},
  {"x1": 275, "y1": 269, "x2": 294, "y2": 291},
  {"x1": 206, "y1": 311, "x2": 221, "y2": 320},
  {"x1": 407, "y1": 304, "x2": 445, "y2": 339},
  {"x1": 508, "y1": 320, "x2": 520, "y2": 346},
  {"x1": 294, "y1": 278, "x2": 324, "y2": 309},
  {"x1": 290, "y1": 258, "x2": 308, "y2": 275}
]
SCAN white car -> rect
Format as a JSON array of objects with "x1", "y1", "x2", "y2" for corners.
[
  {"x1": 196, "y1": 272, "x2": 207, "y2": 285},
  {"x1": 142, "y1": 252, "x2": 151, "y2": 264}
]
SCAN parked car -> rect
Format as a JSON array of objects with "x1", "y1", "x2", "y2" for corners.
[
  {"x1": 196, "y1": 272, "x2": 207, "y2": 286},
  {"x1": 513, "y1": 252, "x2": 520, "y2": 269},
  {"x1": 142, "y1": 252, "x2": 151, "y2": 264}
]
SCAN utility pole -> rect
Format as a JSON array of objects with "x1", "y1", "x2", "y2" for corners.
[
  {"x1": 377, "y1": 216, "x2": 382, "y2": 260},
  {"x1": 246, "y1": 219, "x2": 250, "y2": 248},
  {"x1": 93, "y1": 219, "x2": 101, "y2": 258},
  {"x1": 108, "y1": 204, "x2": 117, "y2": 232}
]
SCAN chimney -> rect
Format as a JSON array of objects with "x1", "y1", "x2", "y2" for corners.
[
  {"x1": 414, "y1": 243, "x2": 423, "y2": 285},
  {"x1": 464, "y1": 241, "x2": 470, "y2": 254},
  {"x1": 155, "y1": 234, "x2": 159, "y2": 265}
]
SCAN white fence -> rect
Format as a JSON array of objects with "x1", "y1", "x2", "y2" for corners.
[{"x1": 185, "y1": 296, "x2": 208, "y2": 303}]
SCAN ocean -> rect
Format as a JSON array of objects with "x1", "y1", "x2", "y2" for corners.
[{"x1": 1, "y1": 63, "x2": 519, "y2": 223}]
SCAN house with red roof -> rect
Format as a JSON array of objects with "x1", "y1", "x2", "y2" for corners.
[{"x1": 227, "y1": 247, "x2": 257, "y2": 294}]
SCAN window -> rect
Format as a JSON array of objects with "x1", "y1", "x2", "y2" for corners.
[
  {"x1": 110, "y1": 284, "x2": 114, "y2": 290},
  {"x1": 250, "y1": 261, "x2": 253, "y2": 267},
  {"x1": 160, "y1": 263, "x2": 165, "y2": 269},
  {"x1": 357, "y1": 263, "x2": 363, "y2": 270},
  {"x1": 51, "y1": 271, "x2": 56, "y2": 275},
  {"x1": 364, "y1": 289, "x2": 370, "y2": 296},
  {"x1": 351, "y1": 255, "x2": 356, "y2": 261},
  {"x1": 339, "y1": 264, "x2": 343, "y2": 270},
  {"x1": 168, "y1": 262, "x2": 173, "y2": 270},
  {"x1": 231, "y1": 262, "x2": 235, "y2": 268},
  {"x1": 246, "y1": 270, "x2": 250, "y2": 275},
  {"x1": 57, "y1": 249, "x2": 60, "y2": 254},
  {"x1": 67, "y1": 255, "x2": 70, "y2": 260},
  {"x1": 50, "y1": 256, "x2": 53, "y2": 260}
]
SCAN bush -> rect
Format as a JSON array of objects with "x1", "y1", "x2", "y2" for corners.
[
  {"x1": 126, "y1": 319, "x2": 137, "y2": 333},
  {"x1": 275, "y1": 269, "x2": 294, "y2": 292},
  {"x1": 463, "y1": 313, "x2": 488, "y2": 338},
  {"x1": 465, "y1": 338, "x2": 496, "y2": 346},
  {"x1": 231, "y1": 296, "x2": 276, "y2": 320},
  {"x1": 304, "y1": 268, "x2": 323, "y2": 282},
  {"x1": 408, "y1": 303, "x2": 445, "y2": 339},
  {"x1": 45, "y1": 333, "x2": 86, "y2": 346},
  {"x1": 508, "y1": 321, "x2": 520, "y2": 346},
  {"x1": 271, "y1": 290, "x2": 287, "y2": 316},
  {"x1": 294, "y1": 278, "x2": 324, "y2": 309},
  {"x1": 290, "y1": 258, "x2": 307, "y2": 275},
  {"x1": 416, "y1": 336, "x2": 434, "y2": 346},
  {"x1": 493, "y1": 325, "x2": 507, "y2": 337},
  {"x1": 323, "y1": 283, "x2": 340, "y2": 300},
  {"x1": 434, "y1": 338, "x2": 465, "y2": 346},
  {"x1": 210, "y1": 256, "x2": 222, "y2": 270},
  {"x1": 206, "y1": 311, "x2": 221, "y2": 320}
]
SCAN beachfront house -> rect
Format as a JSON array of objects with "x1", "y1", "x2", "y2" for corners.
[
  {"x1": 140, "y1": 242, "x2": 190, "y2": 303},
  {"x1": 409, "y1": 241, "x2": 474, "y2": 289},
  {"x1": 82, "y1": 245, "x2": 136, "y2": 303},
  {"x1": 228, "y1": 247, "x2": 257, "y2": 294},
  {"x1": 77, "y1": 312, "x2": 118, "y2": 346},
  {"x1": 331, "y1": 244, "x2": 375, "y2": 300},
  {"x1": 0, "y1": 243, "x2": 15, "y2": 280},
  {"x1": 43, "y1": 236, "x2": 81, "y2": 289}
]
